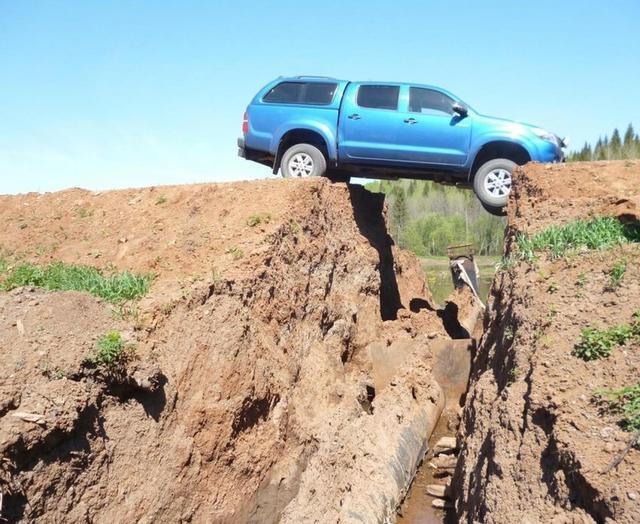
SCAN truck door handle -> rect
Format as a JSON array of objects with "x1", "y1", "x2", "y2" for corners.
[
  {"x1": 348, "y1": 113, "x2": 361, "y2": 120},
  {"x1": 404, "y1": 117, "x2": 418, "y2": 124}
]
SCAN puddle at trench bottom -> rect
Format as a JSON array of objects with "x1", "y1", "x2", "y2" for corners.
[
  {"x1": 398, "y1": 338, "x2": 471, "y2": 523},
  {"x1": 397, "y1": 411, "x2": 456, "y2": 524}
]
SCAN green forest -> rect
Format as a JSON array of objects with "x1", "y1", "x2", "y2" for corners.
[
  {"x1": 567, "y1": 123, "x2": 640, "y2": 162},
  {"x1": 367, "y1": 123, "x2": 639, "y2": 257}
]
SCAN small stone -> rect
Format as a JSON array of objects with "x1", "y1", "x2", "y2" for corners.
[
  {"x1": 628, "y1": 491, "x2": 638, "y2": 501},
  {"x1": 16, "y1": 319, "x2": 25, "y2": 335},
  {"x1": 11, "y1": 411, "x2": 46, "y2": 426},
  {"x1": 432, "y1": 455, "x2": 457, "y2": 469},
  {"x1": 119, "y1": 237, "x2": 128, "y2": 243},
  {"x1": 433, "y1": 436, "x2": 457, "y2": 453},
  {"x1": 600, "y1": 426, "x2": 615, "y2": 440},
  {"x1": 426, "y1": 484, "x2": 448, "y2": 498},
  {"x1": 431, "y1": 498, "x2": 452, "y2": 509}
]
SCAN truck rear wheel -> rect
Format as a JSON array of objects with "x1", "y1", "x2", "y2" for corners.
[
  {"x1": 472, "y1": 158, "x2": 516, "y2": 216},
  {"x1": 280, "y1": 144, "x2": 327, "y2": 178}
]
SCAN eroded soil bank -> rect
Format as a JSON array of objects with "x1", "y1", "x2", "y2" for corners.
[
  {"x1": 0, "y1": 179, "x2": 463, "y2": 523},
  {"x1": 452, "y1": 160, "x2": 640, "y2": 523},
  {"x1": 2, "y1": 160, "x2": 638, "y2": 523}
]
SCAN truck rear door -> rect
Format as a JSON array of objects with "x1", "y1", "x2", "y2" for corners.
[{"x1": 338, "y1": 83, "x2": 404, "y2": 163}]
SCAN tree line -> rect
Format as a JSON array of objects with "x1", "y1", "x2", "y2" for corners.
[
  {"x1": 567, "y1": 123, "x2": 639, "y2": 161},
  {"x1": 365, "y1": 179, "x2": 506, "y2": 257},
  {"x1": 367, "y1": 123, "x2": 638, "y2": 258}
]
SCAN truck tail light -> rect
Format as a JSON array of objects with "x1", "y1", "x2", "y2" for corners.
[{"x1": 242, "y1": 111, "x2": 249, "y2": 135}]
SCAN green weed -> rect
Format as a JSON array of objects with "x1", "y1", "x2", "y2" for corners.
[
  {"x1": 41, "y1": 361, "x2": 66, "y2": 380},
  {"x1": 598, "y1": 383, "x2": 640, "y2": 433},
  {"x1": 155, "y1": 196, "x2": 167, "y2": 205},
  {"x1": 0, "y1": 261, "x2": 153, "y2": 303},
  {"x1": 503, "y1": 326, "x2": 515, "y2": 342},
  {"x1": 226, "y1": 247, "x2": 244, "y2": 260},
  {"x1": 607, "y1": 260, "x2": 627, "y2": 290},
  {"x1": 90, "y1": 331, "x2": 131, "y2": 367},
  {"x1": 111, "y1": 303, "x2": 139, "y2": 321},
  {"x1": 515, "y1": 217, "x2": 640, "y2": 261},
  {"x1": 576, "y1": 272, "x2": 587, "y2": 287},
  {"x1": 247, "y1": 212, "x2": 271, "y2": 227},
  {"x1": 573, "y1": 315, "x2": 640, "y2": 360},
  {"x1": 211, "y1": 266, "x2": 223, "y2": 283}
]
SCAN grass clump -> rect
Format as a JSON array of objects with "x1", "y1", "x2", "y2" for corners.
[
  {"x1": 573, "y1": 313, "x2": 640, "y2": 360},
  {"x1": 607, "y1": 260, "x2": 627, "y2": 289},
  {"x1": 0, "y1": 261, "x2": 153, "y2": 303},
  {"x1": 247, "y1": 212, "x2": 271, "y2": 227},
  {"x1": 515, "y1": 216, "x2": 640, "y2": 261},
  {"x1": 598, "y1": 383, "x2": 640, "y2": 433},
  {"x1": 90, "y1": 331, "x2": 130, "y2": 367},
  {"x1": 226, "y1": 246, "x2": 244, "y2": 260}
]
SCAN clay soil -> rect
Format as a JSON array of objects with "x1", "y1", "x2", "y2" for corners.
[
  {"x1": 453, "y1": 160, "x2": 640, "y2": 523},
  {"x1": 1, "y1": 178, "x2": 455, "y2": 523}
]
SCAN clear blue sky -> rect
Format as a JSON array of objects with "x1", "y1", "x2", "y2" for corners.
[{"x1": 1, "y1": 0, "x2": 639, "y2": 194}]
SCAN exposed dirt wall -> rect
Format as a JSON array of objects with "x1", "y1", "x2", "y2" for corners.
[
  {"x1": 453, "y1": 161, "x2": 640, "y2": 523},
  {"x1": 1, "y1": 179, "x2": 449, "y2": 523}
]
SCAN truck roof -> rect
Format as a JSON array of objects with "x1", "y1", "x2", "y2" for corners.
[{"x1": 277, "y1": 76, "x2": 459, "y2": 97}]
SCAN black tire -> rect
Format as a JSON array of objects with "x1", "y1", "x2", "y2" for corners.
[
  {"x1": 472, "y1": 158, "x2": 516, "y2": 216},
  {"x1": 280, "y1": 143, "x2": 327, "y2": 178}
]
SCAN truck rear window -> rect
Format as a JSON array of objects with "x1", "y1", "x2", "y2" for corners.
[
  {"x1": 357, "y1": 85, "x2": 399, "y2": 110},
  {"x1": 263, "y1": 82, "x2": 337, "y2": 105}
]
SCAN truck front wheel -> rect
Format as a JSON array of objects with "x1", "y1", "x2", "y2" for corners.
[
  {"x1": 280, "y1": 144, "x2": 327, "y2": 178},
  {"x1": 472, "y1": 158, "x2": 516, "y2": 216}
]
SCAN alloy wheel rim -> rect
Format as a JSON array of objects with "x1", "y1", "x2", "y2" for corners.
[
  {"x1": 288, "y1": 153, "x2": 314, "y2": 177},
  {"x1": 484, "y1": 168, "x2": 512, "y2": 198}
]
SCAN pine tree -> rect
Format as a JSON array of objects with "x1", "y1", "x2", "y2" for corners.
[
  {"x1": 391, "y1": 187, "x2": 408, "y2": 247},
  {"x1": 610, "y1": 129, "x2": 622, "y2": 159},
  {"x1": 623, "y1": 124, "x2": 636, "y2": 158},
  {"x1": 422, "y1": 180, "x2": 431, "y2": 197},
  {"x1": 594, "y1": 138, "x2": 606, "y2": 160},
  {"x1": 407, "y1": 179, "x2": 417, "y2": 196}
]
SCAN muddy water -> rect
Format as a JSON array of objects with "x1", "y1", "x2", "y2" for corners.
[
  {"x1": 398, "y1": 338, "x2": 473, "y2": 523},
  {"x1": 398, "y1": 414, "x2": 455, "y2": 523}
]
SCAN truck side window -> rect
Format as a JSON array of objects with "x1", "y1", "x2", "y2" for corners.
[
  {"x1": 408, "y1": 88, "x2": 454, "y2": 116},
  {"x1": 357, "y1": 85, "x2": 399, "y2": 110},
  {"x1": 263, "y1": 82, "x2": 337, "y2": 105}
]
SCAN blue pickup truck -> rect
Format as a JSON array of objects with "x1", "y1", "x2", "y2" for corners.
[{"x1": 238, "y1": 76, "x2": 565, "y2": 214}]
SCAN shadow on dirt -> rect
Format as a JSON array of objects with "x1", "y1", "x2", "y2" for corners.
[{"x1": 348, "y1": 184, "x2": 402, "y2": 320}]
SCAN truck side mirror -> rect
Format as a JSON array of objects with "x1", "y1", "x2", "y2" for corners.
[{"x1": 452, "y1": 103, "x2": 468, "y2": 117}]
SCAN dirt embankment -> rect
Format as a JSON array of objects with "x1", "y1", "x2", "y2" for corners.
[
  {"x1": 453, "y1": 160, "x2": 640, "y2": 523},
  {"x1": 0, "y1": 179, "x2": 458, "y2": 523}
]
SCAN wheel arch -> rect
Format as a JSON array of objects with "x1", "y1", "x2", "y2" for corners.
[
  {"x1": 272, "y1": 127, "x2": 334, "y2": 175},
  {"x1": 468, "y1": 140, "x2": 532, "y2": 181}
]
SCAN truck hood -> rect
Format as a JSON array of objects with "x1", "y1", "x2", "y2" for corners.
[{"x1": 474, "y1": 113, "x2": 542, "y2": 132}]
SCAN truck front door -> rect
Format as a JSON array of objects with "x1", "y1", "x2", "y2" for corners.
[{"x1": 395, "y1": 87, "x2": 471, "y2": 166}]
